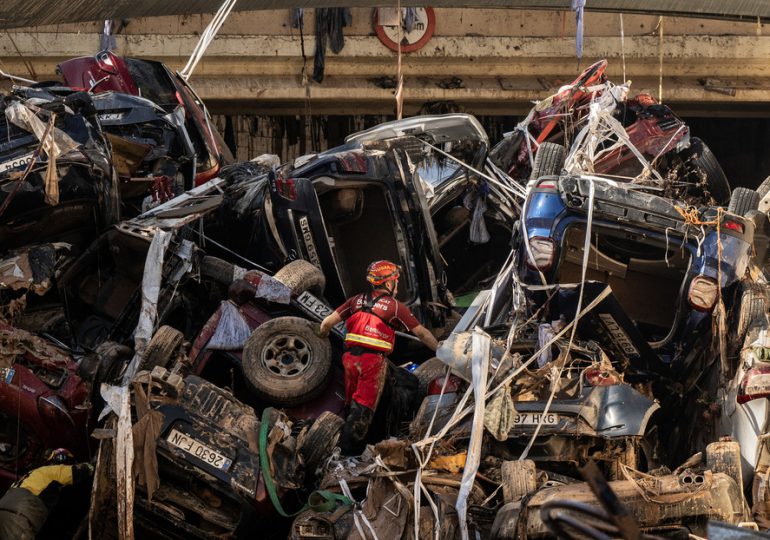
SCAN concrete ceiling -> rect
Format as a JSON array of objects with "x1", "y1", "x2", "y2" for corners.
[{"x1": 2, "y1": 1, "x2": 770, "y2": 29}]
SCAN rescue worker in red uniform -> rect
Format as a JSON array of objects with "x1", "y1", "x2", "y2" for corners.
[{"x1": 319, "y1": 260, "x2": 438, "y2": 454}]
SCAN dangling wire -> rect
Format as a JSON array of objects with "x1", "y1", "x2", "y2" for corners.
[
  {"x1": 395, "y1": 1, "x2": 404, "y2": 119},
  {"x1": 658, "y1": 16, "x2": 664, "y2": 103},
  {"x1": 619, "y1": 13, "x2": 627, "y2": 83}
]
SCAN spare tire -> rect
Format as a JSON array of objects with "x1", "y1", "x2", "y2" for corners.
[
  {"x1": 529, "y1": 142, "x2": 565, "y2": 181},
  {"x1": 274, "y1": 260, "x2": 325, "y2": 296},
  {"x1": 139, "y1": 325, "x2": 184, "y2": 372},
  {"x1": 299, "y1": 411, "x2": 344, "y2": 477},
  {"x1": 242, "y1": 317, "x2": 331, "y2": 406},
  {"x1": 200, "y1": 256, "x2": 237, "y2": 284},
  {"x1": 728, "y1": 187, "x2": 760, "y2": 217},
  {"x1": 757, "y1": 176, "x2": 770, "y2": 213},
  {"x1": 414, "y1": 357, "x2": 449, "y2": 398}
]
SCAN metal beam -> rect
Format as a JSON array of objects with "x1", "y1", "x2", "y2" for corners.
[{"x1": 3, "y1": 1, "x2": 770, "y2": 29}]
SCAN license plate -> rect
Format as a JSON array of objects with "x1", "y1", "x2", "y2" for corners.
[
  {"x1": 513, "y1": 413, "x2": 560, "y2": 426},
  {"x1": 0, "y1": 152, "x2": 36, "y2": 174},
  {"x1": 167, "y1": 429, "x2": 232, "y2": 471},
  {"x1": 295, "y1": 291, "x2": 346, "y2": 333}
]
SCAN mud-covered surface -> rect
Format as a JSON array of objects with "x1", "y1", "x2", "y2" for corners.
[{"x1": 2, "y1": 56, "x2": 770, "y2": 539}]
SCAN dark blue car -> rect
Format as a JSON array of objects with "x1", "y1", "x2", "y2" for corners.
[{"x1": 516, "y1": 170, "x2": 758, "y2": 371}]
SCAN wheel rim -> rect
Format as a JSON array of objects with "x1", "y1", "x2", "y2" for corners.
[{"x1": 260, "y1": 334, "x2": 313, "y2": 378}]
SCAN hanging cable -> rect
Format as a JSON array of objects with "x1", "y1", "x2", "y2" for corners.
[
  {"x1": 658, "y1": 16, "x2": 664, "y2": 103},
  {"x1": 395, "y1": 1, "x2": 405, "y2": 119},
  {"x1": 180, "y1": 0, "x2": 238, "y2": 81},
  {"x1": 619, "y1": 13, "x2": 626, "y2": 83}
]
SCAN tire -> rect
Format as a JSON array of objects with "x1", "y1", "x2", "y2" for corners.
[
  {"x1": 414, "y1": 357, "x2": 449, "y2": 397},
  {"x1": 728, "y1": 187, "x2": 760, "y2": 217},
  {"x1": 757, "y1": 176, "x2": 770, "y2": 213},
  {"x1": 273, "y1": 260, "x2": 326, "y2": 297},
  {"x1": 200, "y1": 256, "x2": 237, "y2": 284},
  {"x1": 242, "y1": 317, "x2": 331, "y2": 406},
  {"x1": 299, "y1": 411, "x2": 344, "y2": 477},
  {"x1": 688, "y1": 137, "x2": 731, "y2": 204},
  {"x1": 139, "y1": 325, "x2": 184, "y2": 372},
  {"x1": 529, "y1": 142, "x2": 565, "y2": 181},
  {"x1": 736, "y1": 283, "x2": 767, "y2": 341}
]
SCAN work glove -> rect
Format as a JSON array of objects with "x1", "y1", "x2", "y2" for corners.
[
  {"x1": 311, "y1": 322, "x2": 327, "y2": 338},
  {"x1": 228, "y1": 279, "x2": 257, "y2": 306}
]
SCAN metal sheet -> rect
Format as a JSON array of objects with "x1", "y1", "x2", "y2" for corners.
[{"x1": 4, "y1": 1, "x2": 770, "y2": 29}]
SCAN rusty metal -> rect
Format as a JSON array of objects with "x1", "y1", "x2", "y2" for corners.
[{"x1": 580, "y1": 459, "x2": 643, "y2": 540}]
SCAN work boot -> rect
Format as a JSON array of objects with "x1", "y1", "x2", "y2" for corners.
[{"x1": 339, "y1": 401, "x2": 374, "y2": 456}]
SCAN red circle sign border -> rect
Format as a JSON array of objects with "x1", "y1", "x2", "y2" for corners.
[{"x1": 373, "y1": 7, "x2": 436, "y2": 53}]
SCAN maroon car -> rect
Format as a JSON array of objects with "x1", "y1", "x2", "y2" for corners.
[
  {"x1": 189, "y1": 264, "x2": 347, "y2": 421},
  {"x1": 489, "y1": 59, "x2": 730, "y2": 204},
  {"x1": 0, "y1": 323, "x2": 96, "y2": 491},
  {"x1": 58, "y1": 51, "x2": 229, "y2": 190}
]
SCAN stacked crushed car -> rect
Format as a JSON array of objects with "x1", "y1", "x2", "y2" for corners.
[{"x1": 1, "y1": 55, "x2": 770, "y2": 539}]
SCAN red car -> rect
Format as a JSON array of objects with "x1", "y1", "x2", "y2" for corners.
[
  {"x1": 0, "y1": 323, "x2": 101, "y2": 491},
  {"x1": 58, "y1": 51, "x2": 231, "y2": 191},
  {"x1": 489, "y1": 59, "x2": 730, "y2": 204}
]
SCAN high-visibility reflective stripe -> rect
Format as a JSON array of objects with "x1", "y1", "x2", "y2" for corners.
[{"x1": 345, "y1": 333, "x2": 393, "y2": 352}]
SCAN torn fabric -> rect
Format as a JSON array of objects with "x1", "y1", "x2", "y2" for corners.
[
  {"x1": 122, "y1": 229, "x2": 172, "y2": 385},
  {"x1": 131, "y1": 383, "x2": 163, "y2": 501}
]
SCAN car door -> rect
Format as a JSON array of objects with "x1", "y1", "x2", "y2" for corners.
[{"x1": 266, "y1": 175, "x2": 346, "y2": 304}]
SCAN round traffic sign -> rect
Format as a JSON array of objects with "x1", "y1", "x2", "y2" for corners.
[{"x1": 374, "y1": 8, "x2": 436, "y2": 53}]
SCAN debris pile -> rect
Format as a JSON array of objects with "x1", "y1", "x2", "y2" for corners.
[{"x1": 1, "y1": 55, "x2": 770, "y2": 539}]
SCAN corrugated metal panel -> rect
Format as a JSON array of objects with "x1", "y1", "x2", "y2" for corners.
[{"x1": 3, "y1": 0, "x2": 770, "y2": 29}]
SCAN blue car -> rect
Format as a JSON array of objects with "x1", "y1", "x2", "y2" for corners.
[{"x1": 516, "y1": 166, "x2": 759, "y2": 371}]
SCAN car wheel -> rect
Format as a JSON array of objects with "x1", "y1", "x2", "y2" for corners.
[
  {"x1": 299, "y1": 411, "x2": 344, "y2": 477},
  {"x1": 414, "y1": 357, "x2": 449, "y2": 397},
  {"x1": 139, "y1": 325, "x2": 184, "y2": 372},
  {"x1": 736, "y1": 283, "x2": 767, "y2": 343},
  {"x1": 274, "y1": 260, "x2": 326, "y2": 297},
  {"x1": 200, "y1": 256, "x2": 238, "y2": 284},
  {"x1": 688, "y1": 137, "x2": 731, "y2": 204},
  {"x1": 242, "y1": 316, "x2": 331, "y2": 406},
  {"x1": 757, "y1": 176, "x2": 770, "y2": 213},
  {"x1": 529, "y1": 142, "x2": 565, "y2": 181},
  {"x1": 728, "y1": 187, "x2": 760, "y2": 216}
]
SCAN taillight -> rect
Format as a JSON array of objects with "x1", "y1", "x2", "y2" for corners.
[
  {"x1": 274, "y1": 177, "x2": 297, "y2": 201},
  {"x1": 738, "y1": 366, "x2": 770, "y2": 404},
  {"x1": 428, "y1": 374, "x2": 462, "y2": 395},
  {"x1": 722, "y1": 219, "x2": 744, "y2": 233},
  {"x1": 526, "y1": 237, "x2": 557, "y2": 271},
  {"x1": 688, "y1": 276, "x2": 719, "y2": 312},
  {"x1": 536, "y1": 179, "x2": 557, "y2": 190},
  {"x1": 584, "y1": 368, "x2": 620, "y2": 387}
]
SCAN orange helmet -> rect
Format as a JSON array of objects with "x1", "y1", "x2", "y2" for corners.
[{"x1": 366, "y1": 260, "x2": 400, "y2": 287}]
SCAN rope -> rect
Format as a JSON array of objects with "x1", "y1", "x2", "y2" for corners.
[{"x1": 395, "y1": 2, "x2": 404, "y2": 119}]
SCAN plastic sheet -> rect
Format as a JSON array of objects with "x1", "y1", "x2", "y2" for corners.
[{"x1": 207, "y1": 301, "x2": 252, "y2": 350}]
